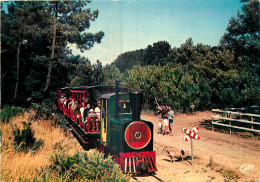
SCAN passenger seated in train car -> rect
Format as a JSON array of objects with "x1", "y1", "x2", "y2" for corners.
[
  {"x1": 80, "y1": 102, "x2": 85, "y2": 122},
  {"x1": 63, "y1": 97, "x2": 67, "y2": 106},
  {"x1": 74, "y1": 102, "x2": 81, "y2": 124},
  {"x1": 69, "y1": 100, "x2": 76, "y2": 119},
  {"x1": 61, "y1": 97, "x2": 66, "y2": 111},
  {"x1": 67, "y1": 99, "x2": 73, "y2": 116},
  {"x1": 88, "y1": 109, "x2": 97, "y2": 132},
  {"x1": 68, "y1": 98, "x2": 74, "y2": 109},
  {"x1": 83, "y1": 103, "x2": 91, "y2": 120},
  {"x1": 95, "y1": 116, "x2": 100, "y2": 132},
  {"x1": 83, "y1": 103, "x2": 91, "y2": 132},
  {"x1": 64, "y1": 97, "x2": 69, "y2": 114},
  {"x1": 94, "y1": 101, "x2": 101, "y2": 131},
  {"x1": 59, "y1": 96, "x2": 64, "y2": 103},
  {"x1": 66, "y1": 97, "x2": 71, "y2": 109},
  {"x1": 95, "y1": 101, "x2": 101, "y2": 120}
]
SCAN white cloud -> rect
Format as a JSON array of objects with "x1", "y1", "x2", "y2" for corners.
[
  {"x1": 93, "y1": 46, "x2": 109, "y2": 53},
  {"x1": 68, "y1": 43, "x2": 116, "y2": 65}
]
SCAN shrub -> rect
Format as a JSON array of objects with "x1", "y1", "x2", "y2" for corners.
[
  {"x1": 12, "y1": 121, "x2": 44, "y2": 153},
  {"x1": 29, "y1": 103, "x2": 52, "y2": 120},
  {"x1": 215, "y1": 167, "x2": 240, "y2": 181},
  {"x1": 0, "y1": 105, "x2": 23, "y2": 123},
  {"x1": 52, "y1": 114, "x2": 67, "y2": 128},
  {"x1": 29, "y1": 103, "x2": 67, "y2": 128},
  {"x1": 35, "y1": 150, "x2": 130, "y2": 181}
]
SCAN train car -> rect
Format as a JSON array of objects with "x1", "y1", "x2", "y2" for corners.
[
  {"x1": 57, "y1": 85, "x2": 128, "y2": 149},
  {"x1": 98, "y1": 81, "x2": 157, "y2": 174}
]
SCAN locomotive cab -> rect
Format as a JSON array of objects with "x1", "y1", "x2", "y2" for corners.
[{"x1": 100, "y1": 93, "x2": 132, "y2": 148}]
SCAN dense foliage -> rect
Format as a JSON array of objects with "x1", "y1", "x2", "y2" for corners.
[
  {"x1": 1, "y1": 0, "x2": 259, "y2": 112},
  {"x1": 117, "y1": 41, "x2": 252, "y2": 112},
  {"x1": 0, "y1": 105, "x2": 24, "y2": 123},
  {"x1": 105, "y1": 0, "x2": 259, "y2": 112},
  {"x1": 112, "y1": 49, "x2": 145, "y2": 72},
  {"x1": 34, "y1": 151, "x2": 130, "y2": 182},
  {"x1": 1, "y1": 1, "x2": 104, "y2": 106}
]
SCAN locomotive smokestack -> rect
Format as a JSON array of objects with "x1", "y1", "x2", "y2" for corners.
[
  {"x1": 129, "y1": 92, "x2": 143, "y2": 121},
  {"x1": 115, "y1": 78, "x2": 119, "y2": 119}
]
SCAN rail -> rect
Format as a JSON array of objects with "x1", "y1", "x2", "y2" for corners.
[
  {"x1": 132, "y1": 175, "x2": 164, "y2": 182},
  {"x1": 212, "y1": 109, "x2": 260, "y2": 139}
]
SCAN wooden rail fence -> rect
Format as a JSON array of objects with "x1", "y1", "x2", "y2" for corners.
[{"x1": 212, "y1": 109, "x2": 260, "y2": 140}]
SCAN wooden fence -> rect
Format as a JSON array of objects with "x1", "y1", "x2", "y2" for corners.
[{"x1": 212, "y1": 109, "x2": 260, "y2": 140}]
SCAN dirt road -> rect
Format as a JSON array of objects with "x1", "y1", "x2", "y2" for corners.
[{"x1": 140, "y1": 111, "x2": 260, "y2": 182}]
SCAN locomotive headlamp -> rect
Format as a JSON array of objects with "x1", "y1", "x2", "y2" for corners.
[{"x1": 125, "y1": 121, "x2": 151, "y2": 149}]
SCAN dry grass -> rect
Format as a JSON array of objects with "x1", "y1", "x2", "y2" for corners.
[{"x1": 1, "y1": 111, "x2": 85, "y2": 182}]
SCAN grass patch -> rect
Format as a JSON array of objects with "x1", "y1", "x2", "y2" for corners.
[
  {"x1": 1, "y1": 111, "x2": 84, "y2": 181},
  {"x1": 207, "y1": 157, "x2": 241, "y2": 182},
  {"x1": 1, "y1": 105, "x2": 24, "y2": 123},
  {"x1": 215, "y1": 167, "x2": 240, "y2": 182},
  {"x1": 1, "y1": 110, "x2": 129, "y2": 182},
  {"x1": 34, "y1": 151, "x2": 130, "y2": 182}
]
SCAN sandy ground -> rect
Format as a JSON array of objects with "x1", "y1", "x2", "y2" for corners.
[{"x1": 139, "y1": 111, "x2": 260, "y2": 182}]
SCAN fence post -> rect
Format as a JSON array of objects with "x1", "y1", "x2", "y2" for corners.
[
  {"x1": 229, "y1": 113, "x2": 232, "y2": 135},
  {"x1": 251, "y1": 117, "x2": 254, "y2": 140},
  {"x1": 212, "y1": 118, "x2": 214, "y2": 132}
]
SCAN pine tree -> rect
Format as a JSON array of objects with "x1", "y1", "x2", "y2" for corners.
[
  {"x1": 220, "y1": 0, "x2": 260, "y2": 108},
  {"x1": 42, "y1": 1, "x2": 104, "y2": 102},
  {"x1": 2, "y1": 2, "x2": 47, "y2": 105}
]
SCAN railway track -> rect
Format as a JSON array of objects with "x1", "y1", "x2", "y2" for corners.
[
  {"x1": 56, "y1": 110, "x2": 97, "y2": 150},
  {"x1": 132, "y1": 174, "x2": 165, "y2": 182}
]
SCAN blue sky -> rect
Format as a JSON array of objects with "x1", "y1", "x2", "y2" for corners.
[
  {"x1": 2, "y1": 0, "x2": 243, "y2": 65},
  {"x1": 75, "y1": 0, "x2": 242, "y2": 65}
]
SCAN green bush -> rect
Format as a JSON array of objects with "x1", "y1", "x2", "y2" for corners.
[
  {"x1": 0, "y1": 105, "x2": 23, "y2": 123},
  {"x1": 216, "y1": 167, "x2": 240, "y2": 182},
  {"x1": 12, "y1": 121, "x2": 44, "y2": 153},
  {"x1": 29, "y1": 103, "x2": 52, "y2": 120},
  {"x1": 52, "y1": 114, "x2": 67, "y2": 128},
  {"x1": 35, "y1": 150, "x2": 130, "y2": 182},
  {"x1": 29, "y1": 103, "x2": 67, "y2": 128}
]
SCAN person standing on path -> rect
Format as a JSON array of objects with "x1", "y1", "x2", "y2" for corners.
[
  {"x1": 167, "y1": 106, "x2": 174, "y2": 135},
  {"x1": 157, "y1": 106, "x2": 168, "y2": 135},
  {"x1": 156, "y1": 106, "x2": 163, "y2": 134}
]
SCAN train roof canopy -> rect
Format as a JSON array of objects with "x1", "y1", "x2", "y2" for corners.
[
  {"x1": 70, "y1": 85, "x2": 128, "y2": 92},
  {"x1": 57, "y1": 87, "x2": 72, "y2": 90},
  {"x1": 101, "y1": 92, "x2": 129, "y2": 99}
]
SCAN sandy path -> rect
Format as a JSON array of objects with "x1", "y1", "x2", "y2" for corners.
[{"x1": 140, "y1": 111, "x2": 260, "y2": 182}]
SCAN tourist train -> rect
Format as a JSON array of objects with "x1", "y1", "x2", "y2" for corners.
[{"x1": 57, "y1": 80, "x2": 157, "y2": 174}]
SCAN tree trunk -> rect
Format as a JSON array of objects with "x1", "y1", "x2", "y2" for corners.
[
  {"x1": 42, "y1": 3, "x2": 57, "y2": 104},
  {"x1": 13, "y1": 27, "x2": 23, "y2": 105}
]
